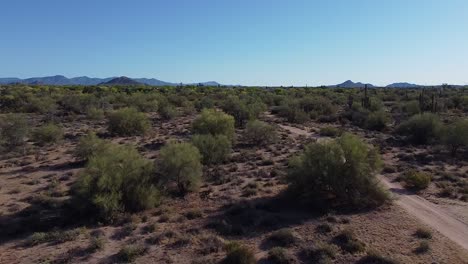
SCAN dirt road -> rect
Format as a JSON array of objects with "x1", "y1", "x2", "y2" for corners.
[
  {"x1": 380, "y1": 177, "x2": 468, "y2": 251},
  {"x1": 275, "y1": 120, "x2": 468, "y2": 251}
]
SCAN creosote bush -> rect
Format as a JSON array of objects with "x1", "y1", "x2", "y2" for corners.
[
  {"x1": 157, "y1": 141, "x2": 203, "y2": 194},
  {"x1": 223, "y1": 242, "x2": 256, "y2": 264},
  {"x1": 107, "y1": 107, "x2": 150, "y2": 136},
  {"x1": 32, "y1": 123, "x2": 64, "y2": 146},
  {"x1": 319, "y1": 126, "x2": 342, "y2": 137},
  {"x1": 442, "y1": 118, "x2": 468, "y2": 156},
  {"x1": 366, "y1": 110, "x2": 390, "y2": 131},
  {"x1": 402, "y1": 170, "x2": 431, "y2": 190},
  {"x1": 244, "y1": 120, "x2": 277, "y2": 146},
  {"x1": 73, "y1": 143, "x2": 160, "y2": 222},
  {"x1": 396, "y1": 113, "x2": 442, "y2": 144},
  {"x1": 192, "y1": 134, "x2": 231, "y2": 164},
  {"x1": 74, "y1": 132, "x2": 109, "y2": 161},
  {"x1": 287, "y1": 133, "x2": 388, "y2": 209},
  {"x1": 192, "y1": 109, "x2": 235, "y2": 141},
  {"x1": 0, "y1": 113, "x2": 29, "y2": 151}
]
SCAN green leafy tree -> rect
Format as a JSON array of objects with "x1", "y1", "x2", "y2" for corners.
[
  {"x1": 287, "y1": 133, "x2": 387, "y2": 208},
  {"x1": 442, "y1": 119, "x2": 468, "y2": 156},
  {"x1": 73, "y1": 144, "x2": 160, "y2": 221},
  {"x1": 157, "y1": 142, "x2": 202, "y2": 194},
  {"x1": 107, "y1": 107, "x2": 150, "y2": 136},
  {"x1": 192, "y1": 134, "x2": 231, "y2": 164},
  {"x1": 244, "y1": 120, "x2": 277, "y2": 146},
  {"x1": 396, "y1": 113, "x2": 442, "y2": 144},
  {"x1": 192, "y1": 109, "x2": 235, "y2": 141}
]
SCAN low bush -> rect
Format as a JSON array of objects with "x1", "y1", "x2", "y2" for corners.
[
  {"x1": 268, "y1": 228, "x2": 298, "y2": 247},
  {"x1": 415, "y1": 241, "x2": 430, "y2": 254},
  {"x1": 402, "y1": 170, "x2": 431, "y2": 190},
  {"x1": 86, "y1": 107, "x2": 105, "y2": 120},
  {"x1": 74, "y1": 132, "x2": 109, "y2": 161},
  {"x1": 334, "y1": 229, "x2": 366, "y2": 253},
  {"x1": 366, "y1": 111, "x2": 390, "y2": 131},
  {"x1": 396, "y1": 113, "x2": 442, "y2": 144},
  {"x1": 192, "y1": 109, "x2": 235, "y2": 141},
  {"x1": 319, "y1": 126, "x2": 342, "y2": 137},
  {"x1": 116, "y1": 245, "x2": 147, "y2": 262},
  {"x1": 192, "y1": 134, "x2": 231, "y2": 164},
  {"x1": 268, "y1": 247, "x2": 294, "y2": 264},
  {"x1": 244, "y1": 120, "x2": 277, "y2": 146},
  {"x1": 287, "y1": 133, "x2": 388, "y2": 209},
  {"x1": 157, "y1": 142, "x2": 203, "y2": 194},
  {"x1": 223, "y1": 243, "x2": 256, "y2": 264},
  {"x1": 73, "y1": 143, "x2": 160, "y2": 221},
  {"x1": 107, "y1": 107, "x2": 150, "y2": 136},
  {"x1": 0, "y1": 114, "x2": 29, "y2": 151},
  {"x1": 415, "y1": 227, "x2": 432, "y2": 239},
  {"x1": 32, "y1": 123, "x2": 64, "y2": 146},
  {"x1": 303, "y1": 243, "x2": 337, "y2": 264},
  {"x1": 158, "y1": 104, "x2": 177, "y2": 120},
  {"x1": 357, "y1": 250, "x2": 398, "y2": 264}
]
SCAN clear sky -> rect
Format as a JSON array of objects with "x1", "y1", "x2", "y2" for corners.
[{"x1": 1, "y1": 0, "x2": 467, "y2": 86}]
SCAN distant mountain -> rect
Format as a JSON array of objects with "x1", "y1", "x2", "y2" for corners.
[
  {"x1": 134, "y1": 78, "x2": 174, "y2": 86},
  {"x1": 100, "y1": 76, "x2": 143, "y2": 85},
  {"x1": 332, "y1": 80, "x2": 375, "y2": 88},
  {"x1": 386, "y1": 82, "x2": 421, "y2": 88},
  {"x1": 71, "y1": 76, "x2": 115, "y2": 85},
  {"x1": 0, "y1": 75, "x2": 227, "y2": 86}
]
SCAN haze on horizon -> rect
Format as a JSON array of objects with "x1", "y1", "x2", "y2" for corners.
[{"x1": 1, "y1": 0, "x2": 467, "y2": 86}]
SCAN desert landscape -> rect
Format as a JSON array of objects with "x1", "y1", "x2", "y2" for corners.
[{"x1": 0, "y1": 83, "x2": 467, "y2": 263}]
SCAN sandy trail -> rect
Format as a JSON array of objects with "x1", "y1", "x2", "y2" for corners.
[
  {"x1": 380, "y1": 177, "x2": 468, "y2": 251},
  {"x1": 275, "y1": 119, "x2": 468, "y2": 251}
]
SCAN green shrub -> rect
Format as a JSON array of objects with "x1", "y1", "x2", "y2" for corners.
[
  {"x1": 402, "y1": 170, "x2": 431, "y2": 190},
  {"x1": 319, "y1": 126, "x2": 342, "y2": 137},
  {"x1": 357, "y1": 250, "x2": 398, "y2": 264},
  {"x1": 192, "y1": 134, "x2": 231, "y2": 164},
  {"x1": 287, "y1": 133, "x2": 388, "y2": 208},
  {"x1": 268, "y1": 247, "x2": 293, "y2": 264},
  {"x1": 116, "y1": 245, "x2": 147, "y2": 262},
  {"x1": 396, "y1": 113, "x2": 442, "y2": 144},
  {"x1": 74, "y1": 132, "x2": 109, "y2": 161},
  {"x1": 334, "y1": 229, "x2": 366, "y2": 253},
  {"x1": 415, "y1": 227, "x2": 432, "y2": 239},
  {"x1": 192, "y1": 109, "x2": 235, "y2": 141},
  {"x1": 402, "y1": 101, "x2": 421, "y2": 116},
  {"x1": 32, "y1": 123, "x2": 64, "y2": 146},
  {"x1": 442, "y1": 119, "x2": 468, "y2": 156},
  {"x1": 268, "y1": 228, "x2": 298, "y2": 247},
  {"x1": 0, "y1": 114, "x2": 29, "y2": 151},
  {"x1": 415, "y1": 241, "x2": 430, "y2": 254},
  {"x1": 223, "y1": 243, "x2": 256, "y2": 264},
  {"x1": 304, "y1": 243, "x2": 337, "y2": 264},
  {"x1": 157, "y1": 142, "x2": 203, "y2": 194},
  {"x1": 366, "y1": 111, "x2": 390, "y2": 131},
  {"x1": 86, "y1": 107, "x2": 105, "y2": 120},
  {"x1": 107, "y1": 107, "x2": 150, "y2": 136},
  {"x1": 221, "y1": 96, "x2": 266, "y2": 127},
  {"x1": 158, "y1": 104, "x2": 177, "y2": 120},
  {"x1": 73, "y1": 144, "x2": 160, "y2": 221},
  {"x1": 244, "y1": 120, "x2": 277, "y2": 146},
  {"x1": 89, "y1": 236, "x2": 106, "y2": 252}
]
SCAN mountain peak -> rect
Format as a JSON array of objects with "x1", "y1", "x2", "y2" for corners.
[{"x1": 101, "y1": 76, "x2": 143, "y2": 85}]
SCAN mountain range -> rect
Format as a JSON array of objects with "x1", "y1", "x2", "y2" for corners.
[
  {"x1": 0, "y1": 76, "x2": 462, "y2": 88},
  {"x1": 0, "y1": 75, "x2": 223, "y2": 86}
]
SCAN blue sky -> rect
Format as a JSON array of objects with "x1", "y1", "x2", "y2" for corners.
[{"x1": 1, "y1": 0, "x2": 467, "y2": 86}]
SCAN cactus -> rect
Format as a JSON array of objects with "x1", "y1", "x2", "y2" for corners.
[{"x1": 361, "y1": 84, "x2": 371, "y2": 109}]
